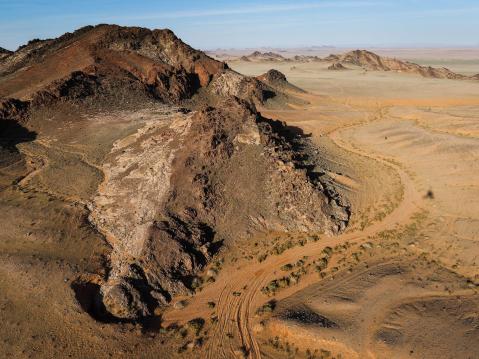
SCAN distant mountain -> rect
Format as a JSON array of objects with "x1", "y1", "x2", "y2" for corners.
[
  {"x1": 240, "y1": 51, "x2": 289, "y2": 62},
  {"x1": 291, "y1": 55, "x2": 322, "y2": 62},
  {"x1": 325, "y1": 49, "x2": 473, "y2": 80}
]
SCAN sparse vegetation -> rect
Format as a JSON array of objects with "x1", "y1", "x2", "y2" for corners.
[
  {"x1": 207, "y1": 301, "x2": 216, "y2": 309},
  {"x1": 187, "y1": 318, "x2": 205, "y2": 336},
  {"x1": 256, "y1": 300, "x2": 277, "y2": 315},
  {"x1": 281, "y1": 263, "x2": 293, "y2": 271}
]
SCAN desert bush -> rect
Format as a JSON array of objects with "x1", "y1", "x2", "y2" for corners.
[
  {"x1": 187, "y1": 318, "x2": 205, "y2": 336},
  {"x1": 280, "y1": 263, "x2": 293, "y2": 271},
  {"x1": 256, "y1": 300, "x2": 277, "y2": 315},
  {"x1": 315, "y1": 258, "x2": 328, "y2": 271},
  {"x1": 207, "y1": 301, "x2": 216, "y2": 308}
]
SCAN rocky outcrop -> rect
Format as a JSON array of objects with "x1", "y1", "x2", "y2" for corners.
[
  {"x1": 241, "y1": 51, "x2": 289, "y2": 62},
  {"x1": 323, "y1": 54, "x2": 340, "y2": 62},
  {"x1": 256, "y1": 69, "x2": 305, "y2": 93},
  {"x1": 208, "y1": 70, "x2": 276, "y2": 106},
  {"x1": 292, "y1": 55, "x2": 322, "y2": 62},
  {"x1": 0, "y1": 98, "x2": 29, "y2": 121},
  {"x1": 207, "y1": 69, "x2": 306, "y2": 109},
  {"x1": 90, "y1": 98, "x2": 350, "y2": 319},
  {"x1": 328, "y1": 62, "x2": 348, "y2": 71},
  {"x1": 257, "y1": 69, "x2": 287, "y2": 85}
]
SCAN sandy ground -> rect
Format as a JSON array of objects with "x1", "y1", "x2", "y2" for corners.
[{"x1": 1, "y1": 54, "x2": 479, "y2": 358}]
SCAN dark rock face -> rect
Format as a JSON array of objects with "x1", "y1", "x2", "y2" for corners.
[
  {"x1": 0, "y1": 98, "x2": 34, "y2": 152},
  {"x1": 0, "y1": 98, "x2": 29, "y2": 120}
]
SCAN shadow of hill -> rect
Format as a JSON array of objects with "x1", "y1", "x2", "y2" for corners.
[
  {"x1": 0, "y1": 119, "x2": 37, "y2": 149},
  {"x1": 0, "y1": 119, "x2": 37, "y2": 182}
]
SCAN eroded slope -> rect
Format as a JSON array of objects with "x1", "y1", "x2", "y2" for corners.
[{"x1": 88, "y1": 98, "x2": 349, "y2": 320}]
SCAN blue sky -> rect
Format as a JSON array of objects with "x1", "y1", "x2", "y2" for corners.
[{"x1": 1, "y1": 0, "x2": 479, "y2": 50}]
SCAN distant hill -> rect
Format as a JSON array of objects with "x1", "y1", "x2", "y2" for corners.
[
  {"x1": 325, "y1": 49, "x2": 475, "y2": 80},
  {"x1": 239, "y1": 51, "x2": 289, "y2": 62},
  {"x1": 256, "y1": 69, "x2": 305, "y2": 93}
]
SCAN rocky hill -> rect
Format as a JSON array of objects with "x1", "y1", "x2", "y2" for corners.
[
  {"x1": 94, "y1": 97, "x2": 349, "y2": 319},
  {"x1": 206, "y1": 68, "x2": 307, "y2": 109},
  {"x1": 292, "y1": 54, "x2": 322, "y2": 62},
  {"x1": 256, "y1": 69, "x2": 305, "y2": 93},
  {"x1": 0, "y1": 25, "x2": 350, "y2": 320},
  {"x1": 0, "y1": 24, "x2": 227, "y2": 104},
  {"x1": 240, "y1": 51, "x2": 289, "y2": 62}
]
